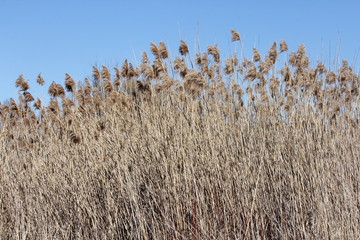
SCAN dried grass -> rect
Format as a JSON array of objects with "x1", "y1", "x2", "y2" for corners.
[{"x1": 0, "y1": 31, "x2": 359, "y2": 240}]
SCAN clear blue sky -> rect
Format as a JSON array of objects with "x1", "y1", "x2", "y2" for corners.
[{"x1": 1, "y1": 0, "x2": 360, "y2": 103}]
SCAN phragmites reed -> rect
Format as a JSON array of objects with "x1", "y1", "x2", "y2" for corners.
[
  {"x1": 15, "y1": 74, "x2": 30, "y2": 91},
  {"x1": 280, "y1": 40, "x2": 288, "y2": 53},
  {"x1": 48, "y1": 98, "x2": 59, "y2": 114},
  {"x1": 253, "y1": 48, "x2": 261, "y2": 62},
  {"x1": 48, "y1": 81, "x2": 65, "y2": 98},
  {"x1": 65, "y1": 73, "x2": 76, "y2": 92},
  {"x1": 230, "y1": 28, "x2": 241, "y2": 41},
  {"x1": 127, "y1": 63, "x2": 138, "y2": 78},
  {"x1": 9, "y1": 98, "x2": 18, "y2": 112},
  {"x1": 33, "y1": 98, "x2": 42, "y2": 110},
  {"x1": 92, "y1": 66, "x2": 101, "y2": 86},
  {"x1": 316, "y1": 62, "x2": 327, "y2": 74},
  {"x1": 121, "y1": 60, "x2": 129, "y2": 78},
  {"x1": 141, "y1": 63, "x2": 155, "y2": 80},
  {"x1": 56, "y1": 84, "x2": 65, "y2": 98},
  {"x1": 1, "y1": 35, "x2": 359, "y2": 240},
  {"x1": 101, "y1": 65, "x2": 111, "y2": 81},
  {"x1": 23, "y1": 91, "x2": 34, "y2": 102},
  {"x1": 114, "y1": 67, "x2": 121, "y2": 88},
  {"x1": 153, "y1": 58, "x2": 167, "y2": 76},
  {"x1": 245, "y1": 64, "x2": 257, "y2": 81},
  {"x1": 207, "y1": 44, "x2": 220, "y2": 63},
  {"x1": 141, "y1": 52, "x2": 149, "y2": 64},
  {"x1": 268, "y1": 42, "x2": 278, "y2": 65},
  {"x1": 183, "y1": 69, "x2": 205, "y2": 95},
  {"x1": 179, "y1": 40, "x2": 189, "y2": 56},
  {"x1": 150, "y1": 42, "x2": 160, "y2": 58},
  {"x1": 48, "y1": 82, "x2": 57, "y2": 98},
  {"x1": 158, "y1": 41, "x2": 168, "y2": 59},
  {"x1": 36, "y1": 73, "x2": 45, "y2": 86},
  {"x1": 224, "y1": 56, "x2": 238, "y2": 75},
  {"x1": 174, "y1": 57, "x2": 188, "y2": 78},
  {"x1": 104, "y1": 78, "x2": 114, "y2": 93}
]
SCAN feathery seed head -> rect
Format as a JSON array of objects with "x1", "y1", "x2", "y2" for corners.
[
  {"x1": 280, "y1": 40, "x2": 288, "y2": 53},
  {"x1": 150, "y1": 42, "x2": 160, "y2": 58},
  {"x1": 230, "y1": 29, "x2": 241, "y2": 41},
  {"x1": 179, "y1": 40, "x2": 189, "y2": 56},
  {"x1": 23, "y1": 91, "x2": 34, "y2": 102},
  {"x1": 15, "y1": 74, "x2": 30, "y2": 91},
  {"x1": 253, "y1": 48, "x2": 261, "y2": 62},
  {"x1": 65, "y1": 73, "x2": 76, "y2": 92},
  {"x1": 207, "y1": 45, "x2": 220, "y2": 63},
  {"x1": 158, "y1": 41, "x2": 168, "y2": 59},
  {"x1": 36, "y1": 73, "x2": 45, "y2": 86}
]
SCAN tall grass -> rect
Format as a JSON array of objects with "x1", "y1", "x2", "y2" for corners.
[{"x1": 0, "y1": 30, "x2": 359, "y2": 239}]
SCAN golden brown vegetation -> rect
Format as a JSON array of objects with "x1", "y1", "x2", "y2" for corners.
[{"x1": 0, "y1": 30, "x2": 359, "y2": 239}]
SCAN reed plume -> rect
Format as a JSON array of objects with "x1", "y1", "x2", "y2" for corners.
[
  {"x1": 65, "y1": 73, "x2": 76, "y2": 92},
  {"x1": 36, "y1": 73, "x2": 45, "y2": 86},
  {"x1": 230, "y1": 28, "x2": 241, "y2": 41},
  {"x1": 15, "y1": 74, "x2": 30, "y2": 91},
  {"x1": 179, "y1": 40, "x2": 189, "y2": 56}
]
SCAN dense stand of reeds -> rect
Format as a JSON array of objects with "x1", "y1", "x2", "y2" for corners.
[{"x1": 0, "y1": 29, "x2": 359, "y2": 239}]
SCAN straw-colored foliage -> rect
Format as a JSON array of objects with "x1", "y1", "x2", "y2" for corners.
[{"x1": 0, "y1": 30, "x2": 359, "y2": 239}]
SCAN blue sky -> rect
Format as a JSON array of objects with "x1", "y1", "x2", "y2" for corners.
[{"x1": 1, "y1": 0, "x2": 360, "y2": 103}]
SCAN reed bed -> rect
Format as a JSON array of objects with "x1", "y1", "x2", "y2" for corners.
[{"x1": 0, "y1": 29, "x2": 359, "y2": 239}]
